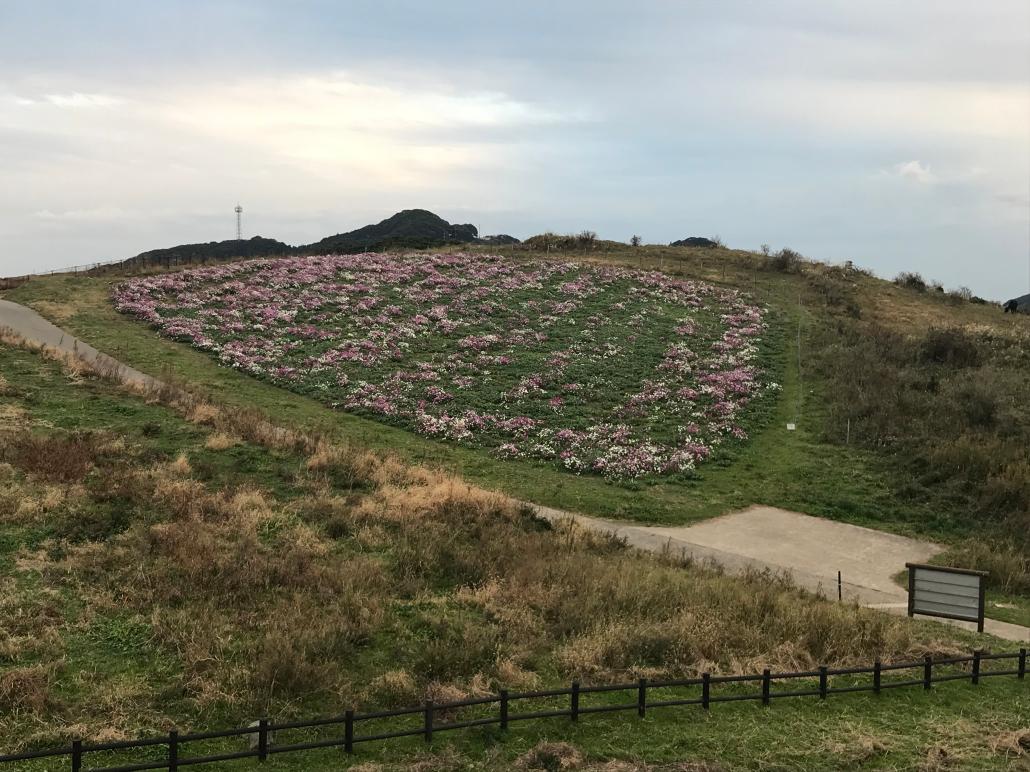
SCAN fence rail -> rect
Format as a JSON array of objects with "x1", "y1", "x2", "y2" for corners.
[{"x1": 2, "y1": 649, "x2": 1025, "y2": 771}]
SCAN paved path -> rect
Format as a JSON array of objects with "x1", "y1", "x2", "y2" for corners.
[
  {"x1": 531, "y1": 504, "x2": 1029, "y2": 643},
  {"x1": 1, "y1": 298, "x2": 1026, "y2": 642},
  {"x1": 0, "y1": 299, "x2": 156, "y2": 388}
]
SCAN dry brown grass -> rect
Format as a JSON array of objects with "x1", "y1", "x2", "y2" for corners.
[
  {"x1": 30, "y1": 300, "x2": 78, "y2": 324},
  {"x1": 515, "y1": 742, "x2": 584, "y2": 770},
  {"x1": 1, "y1": 431, "x2": 101, "y2": 483},
  {"x1": 204, "y1": 431, "x2": 238, "y2": 450},
  {"x1": 0, "y1": 664, "x2": 59, "y2": 714},
  {"x1": 0, "y1": 327, "x2": 1004, "y2": 758},
  {"x1": 988, "y1": 727, "x2": 1030, "y2": 758}
]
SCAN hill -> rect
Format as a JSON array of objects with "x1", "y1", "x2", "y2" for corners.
[
  {"x1": 128, "y1": 235, "x2": 293, "y2": 268},
  {"x1": 0, "y1": 330, "x2": 1023, "y2": 769},
  {"x1": 3, "y1": 244, "x2": 1029, "y2": 768},
  {"x1": 302, "y1": 208, "x2": 479, "y2": 253},
  {"x1": 670, "y1": 236, "x2": 719, "y2": 248},
  {"x1": 122, "y1": 210, "x2": 486, "y2": 270}
]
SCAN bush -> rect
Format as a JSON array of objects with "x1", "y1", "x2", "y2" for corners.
[
  {"x1": 917, "y1": 327, "x2": 982, "y2": 367},
  {"x1": 894, "y1": 272, "x2": 927, "y2": 291},
  {"x1": 1, "y1": 431, "x2": 101, "y2": 483},
  {"x1": 936, "y1": 540, "x2": 1030, "y2": 594},
  {"x1": 765, "y1": 248, "x2": 804, "y2": 273}
]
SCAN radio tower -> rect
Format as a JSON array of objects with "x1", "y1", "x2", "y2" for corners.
[{"x1": 234, "y1": 204, "x2": 243, "y2": 240}]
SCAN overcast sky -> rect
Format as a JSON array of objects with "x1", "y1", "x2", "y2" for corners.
[{"x1": 1, "y1": 1, "x2": 1028, "y2": 298}]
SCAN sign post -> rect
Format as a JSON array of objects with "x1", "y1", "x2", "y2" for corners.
[{"x1": 906, "y1": 563, "x2": 987, "y2": 633}]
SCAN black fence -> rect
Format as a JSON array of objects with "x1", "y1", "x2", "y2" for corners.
[{"x1": 2, "y1": 649, "x2": 1025, "y2": 771}]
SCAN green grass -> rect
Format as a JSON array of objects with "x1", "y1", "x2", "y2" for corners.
[
  {"x1": 12, "y1": 676, "x2": 1030, "y2": 770},
  {"x1": 984, "y1": 594, "x2": 1030, "y2": 628},
  {"x1": 3, "y1": 271, "x2": 932, "y2": 536},
  {"x1": 2, "y1": 336, "x2": 1027, "y2": 770}
]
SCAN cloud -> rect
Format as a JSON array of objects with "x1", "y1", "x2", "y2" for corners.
[
  {"x1": 13, "y1": 92, "x2": 122, "y2": 108},
  {"x1": 156, "y1": 73, "x2": 582, "y2": 186},
  {"x1": 891, "y1": 160, "x2": 936, "y2": 184}
]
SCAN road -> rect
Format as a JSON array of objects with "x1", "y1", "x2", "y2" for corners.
[{"x1": 1, "y1": 297, "x2": 1026, "y2": 642}]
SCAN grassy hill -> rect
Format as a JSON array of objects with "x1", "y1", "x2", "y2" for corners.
[{"x1": 2, "y1": 244, "x2": 1028, "y2": 768}]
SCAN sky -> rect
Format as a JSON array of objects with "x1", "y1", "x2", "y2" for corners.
[{"x1": 1, "y1": 1, "x2": 1028, "y2": 299}]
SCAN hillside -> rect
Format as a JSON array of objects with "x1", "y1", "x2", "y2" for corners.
[
  {"x1": 1, "y1": 329, "x2": 1026, "y2": 770},
  {"x1": 2, "y1": 245, "x2": 1029, "y2": 768}
]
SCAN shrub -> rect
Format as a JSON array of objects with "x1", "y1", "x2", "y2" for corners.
[
  {"x1": 894, "y1": 272, "x2": 927, "y2": 291},
  {"x1": 2, "y1": 431, "x2": 100, "y2": 483},
  {"x1": 936, "y1": 540, "x2": 1029, "y2": 594},
  {"x1": 917, "y1": 327, "x2": 982, "y2": 368},
  {"x1": 765, "y1": 248, "x2": 804, "y2": 273}
]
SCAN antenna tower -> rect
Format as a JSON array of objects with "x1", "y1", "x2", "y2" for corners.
[{"x1": 234, "y1": 204, "x2": 243, "y2": 240}]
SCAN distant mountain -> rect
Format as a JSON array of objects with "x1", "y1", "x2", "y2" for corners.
[
  {"x1": 670, "y1": 237, "x2": 719, "y2": 248},
  {"x1": 128, "y1": 236, "x2": 294, "y2": 267},
  {"x1": 124, "y1": 209, "x2": 489, "y2": 268},
  {"x1": 301, "y1": 209, "x2": 479, "y2": 254}
]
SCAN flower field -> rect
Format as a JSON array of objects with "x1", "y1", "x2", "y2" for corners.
[{"x1": 115, "y1": 253, "x2": 775, "y2": 478}]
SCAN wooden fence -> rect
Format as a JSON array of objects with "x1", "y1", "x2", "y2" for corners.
[{"x1": 1, "y1": 649, "x2": 1025, "y2": 771}]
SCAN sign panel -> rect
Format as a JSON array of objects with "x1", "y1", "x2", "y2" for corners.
[{"x1": 906, "y1": 563, "x2": 987, "y2": 632}]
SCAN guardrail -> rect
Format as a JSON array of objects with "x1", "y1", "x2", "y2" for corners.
[{"x1": 1, "y1": 649, "x2": 1025, "y2": 771}]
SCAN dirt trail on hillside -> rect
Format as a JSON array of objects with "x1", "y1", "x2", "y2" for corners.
[{"x1": 1, "y1": 297, "x2": 1026, "y2": 642}]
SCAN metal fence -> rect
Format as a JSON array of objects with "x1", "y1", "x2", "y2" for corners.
[{"x1": 1, "y1": 649, "x2": 1025, "y2": 771}]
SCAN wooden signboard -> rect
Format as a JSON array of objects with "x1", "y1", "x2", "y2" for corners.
[{"x1": 906, "y1": 563, "x2": 987, "y2": 633}]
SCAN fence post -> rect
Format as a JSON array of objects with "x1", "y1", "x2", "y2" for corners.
[
  {"x1": 344, "y1": 710, "x2": 354, "y2": 754},
  {"x1": 1019, "y1": 649, "x2": 1026, "y2": 680},
  {"x1": 873, "y1": 661, "x2": 881, "y2": 695},
  {"x1": 571, "y1": 681, "x2": 580, "y2": 722},
  {"x1": 702, "y1": 673, "x2": 711, "y2": 710},
  {"x1": 819, "y1": 667, "x2": 828, "y2": 699},
  {"x1": 762, "y1": 669, "x2": 771, "y2": 705},
  {"x1": 971, "y1": 650, "x2": 981, "y2": 685},
  {"x1": 637, "y1": 678, "x2": 647, "y2": 718},
  {"x1": 168, "y1": 730, "x2": 178, "y2": 772},
  {"x1": 923, "y1": 655, "x2": 932, "y2": 690},
  {"x1": 500, "y1": 690, "x2": 509, "y2": 730},
  {"x1": 71, "y1": 739, "x2": 82, "y2": 772},
  {"x1": 424, "y1": 700, "x2": 433, "y2": 744},
  {"x1": 258, "y1": 718, "x2": 269, "y2": 761}
]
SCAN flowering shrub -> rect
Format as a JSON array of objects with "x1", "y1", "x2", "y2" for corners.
[{"x1": 115, "y1": 253, "x2": 774, "y2": 478}]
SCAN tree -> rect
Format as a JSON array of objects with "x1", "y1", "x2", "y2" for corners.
[
  {"x1": 630, "y1": 235, "x2": 642, "y2": 247},
  {"x1": 577, "y1": 230, "x2": 597, "y2": 248}
]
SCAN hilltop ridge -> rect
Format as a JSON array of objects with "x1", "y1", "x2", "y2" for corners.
[{"x1": 124, "y1": 209, "x2": 496, "y2": 268}]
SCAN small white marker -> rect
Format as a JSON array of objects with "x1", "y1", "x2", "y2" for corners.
[{"x1": 786, "y1": 423, "x2": 796, "y2": 431}]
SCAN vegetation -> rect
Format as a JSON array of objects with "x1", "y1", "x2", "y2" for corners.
[
  {"x1": 1, "y1": 335, "x2": 1026, "y2": 770},
  {"x1": 113, "y1": 253, "x2": 773, "y2": 479},
  {"x1": 2, "y1": 240, "x2": 1029, "y2": 767}
]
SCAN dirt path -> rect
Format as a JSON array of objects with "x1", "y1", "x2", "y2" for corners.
[{"x1": 2, "y1": 298, "x2": 1026, "y2": 642}]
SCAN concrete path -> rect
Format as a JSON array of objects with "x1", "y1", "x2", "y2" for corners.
[
  {"x1": 1, "y1": 297, "x2": 1026, "y2": 643},
  {"x1": 532, "y1": 504, "x2": 1029, "y2": 643},
  {"x1": 0, "y1": 298, "x2": 156, "y2": 388}
]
